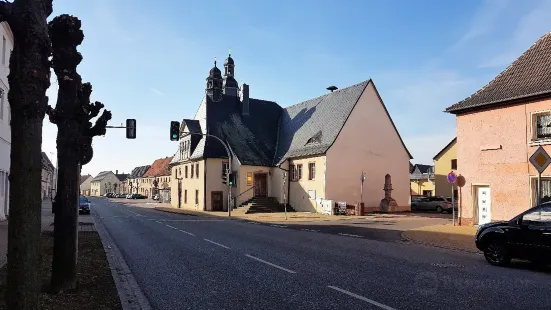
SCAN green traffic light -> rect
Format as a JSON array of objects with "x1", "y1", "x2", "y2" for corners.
[{"x1": 172, "y1": 134, "x2": 177, "y2": 139}]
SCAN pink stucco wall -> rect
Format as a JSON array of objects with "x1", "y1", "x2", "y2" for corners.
[
  {"x1": 326, "y1": 82, "x2": 410, "y2": 209},
  {"x1": 457, "y1": 98, "x2": 551, "y2": 224}
]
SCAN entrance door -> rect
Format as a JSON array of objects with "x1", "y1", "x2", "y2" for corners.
[
  {"x1": 477, "y1": 187, "x2": 491, "y2": 225},
  {"x1": 254, "y1": 173, "x2": 267, "y2": 197},
  {"x1": 211, "y1": 191, "x2": 223, "y2": 211}
]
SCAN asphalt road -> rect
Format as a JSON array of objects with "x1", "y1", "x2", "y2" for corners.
[{"x1": 91, "y1": 197, "x2": 551, "y2": 310}]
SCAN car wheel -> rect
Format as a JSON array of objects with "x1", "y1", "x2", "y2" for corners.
[
  {"x1": 436, "y1": 206, "x2": 443, "y2": 213},
  {"x1": 483, "y1": 239, "x2": 511, "y2": 266}
]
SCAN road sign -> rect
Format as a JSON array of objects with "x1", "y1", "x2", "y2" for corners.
[
  {"x1": 447, "y1": 171, "x2": 457, "y2": 184},
  {"x1": 530, "y1": 146, "x2": 551, "y2": 173}
]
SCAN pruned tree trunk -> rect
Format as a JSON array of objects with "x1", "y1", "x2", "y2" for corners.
[
  {"x1": 46, "y1": 14, "x2": 112, "y2": 293},
  {"x1": 48, "y1": 14, "x2": 84, "y2": 293},
  {"x1": 1, "y1": 0, "x2": 54, "y2": 308}
]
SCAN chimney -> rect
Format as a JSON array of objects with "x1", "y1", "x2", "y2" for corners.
[
  {"x1": 116, "y1": 170, "x2": 118, "y2": 175},
  {"x1": 240, "y1": 83, "x2": 250, "y2": 115},
  {"x1": 327, "y1": 86, "x2": 338, "y2": 93}
]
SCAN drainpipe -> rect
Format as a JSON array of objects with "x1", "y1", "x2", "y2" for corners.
[{"x1": 277, "y1": 163, "x2": 290, "y2": 208}]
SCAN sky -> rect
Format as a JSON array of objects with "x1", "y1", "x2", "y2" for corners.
[{"x1": 41, "y1": 0, "x2": 551, "y2": 176}]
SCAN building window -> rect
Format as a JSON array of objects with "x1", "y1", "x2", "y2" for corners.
[
  {"x1": 184, "y1": 189, "x2": 187, "y2": 203},
  {"x1": 185, "y1": 165, "x2": 188, "y2": 178},
  {"x1": 222, "y1": 161, "x2": 229, "y2": 176},
  {"x1": 195, "y1": 190, "x2": 199, "y2": 204},
  {"x1": 191, "y1": 164, "x2": 194, "y2": 178},
  {"x1": 290, "y1": 165, "x2": 296, "y2": 181},
  {"x1": 178, "y1": 167, "x2": 181, "y2": 177},
  {"x1": 308, "y1": 163, "x2": 315, "y2": 180},
  {"x1": 247, "y1": 172, "x2": 253, "y2": 186},
  {"x1": 451, "y1": 159, "x2": 457, "y2": 170},
  {"x1": 2, "y1": 36, "x2": 5, "y2": 65},
  {"x1": 297, "y1": 164, "x2": 303, "y2": 180},
  {"x1": 196, "y1": 163, "x2": 199, "y2": 178},
  {"x1": 535, "y1": 113, "x2": 551, "y2": 140},
  {"x1": 422, "y1": 190, "x2": 432, "y2": 197}
]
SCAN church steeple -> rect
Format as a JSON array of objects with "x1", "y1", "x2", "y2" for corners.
[
  {"x1": 206, "y1": 58, "x2": 223, "y2": 102},
  {"x1": 223, "y1": 51, "x2": 239, "y2": 96}
]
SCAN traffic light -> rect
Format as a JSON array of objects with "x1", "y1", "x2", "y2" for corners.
[
  {"x1": 170, "y1": 121, "x2": 180, "y2": 141},
  {"x1": 222, "y1": 172, "x2": 228, "y2": 185},
  {"x1": 126, "y1": 119, "x2": 136, "y2": 139},
  {"x1": 228, "y1": 173, "x2": 235, "y2": 186}
]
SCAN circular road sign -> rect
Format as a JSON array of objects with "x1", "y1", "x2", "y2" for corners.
[{"x1": 447, "y1": 171, "x2": 457, "y2": 184}]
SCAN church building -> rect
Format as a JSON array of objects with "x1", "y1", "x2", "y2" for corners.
[{"x1": 169, "y1": 54, "x2": 412, "y2": 213}]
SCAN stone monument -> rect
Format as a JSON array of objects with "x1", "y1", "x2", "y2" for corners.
[{"x1": 380, "y1": 174, "x2": 398, "y2": 212}]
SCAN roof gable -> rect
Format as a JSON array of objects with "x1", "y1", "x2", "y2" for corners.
[
  {"x1": 129, "y1": 165, "x2": 151, "y2": 178},
  {"x1": 433, "y1": 138, "x2": 457, "y2": 161},
  {"x1": 143, "y1": 157, "x2": 173, "y2": 177},
  {"x1": 274, "y1": 81, "x2": 369, "y2": 164},
  {"x1": 41, "y1": 152, "x2": 54, "y2": 171},
  {"x1": 115, "y1": 174, "x2": 129, "y2": 182},
  {"x1": 92, "y1": 171, "x2": 114, "y2": 182},
  {"x1": 446, "y1": 32, "x2": 551, "y2": 114},
  {"x1": 79, "y1": 175, "x2": 92, "y2": 185},
  {"x1": 412, "y1": 164, "x2": 433, "y2": 175}
]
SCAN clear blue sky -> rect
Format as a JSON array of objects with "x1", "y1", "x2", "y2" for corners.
[{"x1": 42, "y1": 0, "x2": 551, "y2": 176}]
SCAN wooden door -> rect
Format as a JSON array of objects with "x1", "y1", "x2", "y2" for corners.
[
  {"x1": 211, "y1": 191, "x2": 223, "y2": 211},
  {"x1": 254, "y1": 173, "x2": 267, "y2": 197}
]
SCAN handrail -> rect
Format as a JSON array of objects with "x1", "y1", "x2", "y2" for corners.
[{"x1": 233, "y1": 184, "x2": 260, "y2": 209}]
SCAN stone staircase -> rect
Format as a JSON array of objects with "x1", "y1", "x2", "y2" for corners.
[{"x1": 234, "y1": 196, "x2": 295, "y2": 214}]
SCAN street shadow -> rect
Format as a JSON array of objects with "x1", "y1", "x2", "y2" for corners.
[{"x1": 275, "y1": 223, "x2": 406, "y2": 243}]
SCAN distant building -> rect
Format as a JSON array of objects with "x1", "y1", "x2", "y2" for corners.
[
  {"x1": 0, "y1": 22, "x2": 13, "y2": 220},
  {"x1": 125, "y1": 165, "x2": 150, "y2": 195},
  {"x1": 90, "y1": 171, "x2": 120, "y2": 196},
  {"x1": 141, "y1": 157, "x2": 172, "y2": 199},
  {"x1": 114, "y1": 171, "x2": 129, "y2": 194},
  {"x1": 432, "y1": 138, "x2": 457, "y2": 198},
  {"x1": 169, "y1": 55, "x2": 412, "y2": 213},
  {"x1": 410, "y1": 164, "x2": 435, "y2": 197},
  {"x1": 41, "y1": 152, "x2": 55, "y2": 200},
  {"x1": 80, "y1": 174, "x2": 93, "y2": 196}
]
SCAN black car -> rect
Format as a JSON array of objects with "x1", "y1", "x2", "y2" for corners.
[{"x1": 475, "y1": 204, "x2": 551, "y2": 267}]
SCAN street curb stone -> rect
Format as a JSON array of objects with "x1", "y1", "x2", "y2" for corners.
[
  {"x1": 92, "y1": 209, "x2": 152, "y2": 310},
  {"x1": 400, "y1": 231, "x2": 482, "y2": 254}
]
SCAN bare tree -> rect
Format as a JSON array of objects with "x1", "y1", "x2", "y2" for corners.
[
  {"x1": 46, "y1": 14, "x2": 112, "y2": 293},
  {"x1": 0, "y1": 0, "x2": 53, "y2": 308}
]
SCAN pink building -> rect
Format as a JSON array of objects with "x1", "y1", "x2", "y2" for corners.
[{"x1": 446, "y1": 32, "x2": 551, "y2": 226}]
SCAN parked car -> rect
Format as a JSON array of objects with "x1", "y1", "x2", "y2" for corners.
[
  {"x1": 411, "y1": 196, "x2": 456, "y2": 213},
  {"x1": 79, "y1": 195, "x2": 91, "y2": 214},
  {"x1": 475, "y1": 204, "x2": 551, "y2": 267}
]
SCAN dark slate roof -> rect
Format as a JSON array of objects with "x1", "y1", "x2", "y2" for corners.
[
  {"x1": 79, "y1": 175, "x2": 91, "y2": 185},
  {"x1": 413, "y1": 164, "x2": 433, "y2": 174},
  {"x1": 433, "y1": 138, "x2": 457, "y2": 160},
  {"x1": 129, "y1": 165, "x2": 150, "y2": 178},
  {"x1": 446, "y1": 32, "x2": 551, "y2": 114},
  {"x1": 182, "y1": 119, "x2": 202, "y2": 134},
  {"x1": 41, "y1": 152, "x2": 54, "y2": 171},
  {"x1": 273, "y1": 81, "x2": 369, "y2": 164},
  {"x1": 203, "y1": 95, "x2": 282, "y2": 166},
  {"x1": 115, "y1": 174, "x2": 129, "y2": 182},
  {"x1": 92, "y1": 171, "x2": 113, "y2": 182}
]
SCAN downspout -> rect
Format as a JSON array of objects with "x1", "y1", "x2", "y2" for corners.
[{"x1": 203, "y1": 158, "x2": 207, "y2": 211}]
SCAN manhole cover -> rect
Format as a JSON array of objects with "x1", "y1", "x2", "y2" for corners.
[{"x1": 431, "y1": 262, "x2": 465, "y2": 268}]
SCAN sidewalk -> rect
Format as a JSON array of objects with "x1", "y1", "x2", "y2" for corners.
[
  {"x1": 0, "y1": 200, "x2": 97, "y2": 268},
  {"x1": 401, "y1": 224, "x2": 480, "y2": 253}
]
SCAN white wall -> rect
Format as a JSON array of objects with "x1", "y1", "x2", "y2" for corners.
[{"x1": 0, "y1": 22, "x2": 13, "y2": 220}]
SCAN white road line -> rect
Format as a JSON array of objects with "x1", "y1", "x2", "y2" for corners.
[
  {"x1": 337, "y1": 233, "x2": 363, "y2": 238},
  {"x1": 327, "y1": 286, "x2": 395, "y2": 310},
  {"x1": 165, "y1": 224, "x2": 178, "y2": 230},
  {"x1": 126, "y1": 210, "x2": 143, "y2": 216},
  {"x1": 179, "y1": 229, "x2": 195, "y2": 236},
  {"x1": 245, "y1": 254, "x2": 296, "y2": 274},
  {"x1": 270, "y1": 224, "x2": 287, "y2": 228},
  {"x1": 155, "y1": 221, "x2": 163, "y2": 224},
  {"x1": 301, "y1": 228, "x2": 319, "y2": 232},
  {"x1": 203, "y1": 239, "x2": 231, "y2": 249}
]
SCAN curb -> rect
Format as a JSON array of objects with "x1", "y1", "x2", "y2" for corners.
[
  {"x1": 400, "y1": 231, "x2": 482, "y2": 254},
  {"x1": 92, "y1": 209, "x2": 152, "y2": 310}
]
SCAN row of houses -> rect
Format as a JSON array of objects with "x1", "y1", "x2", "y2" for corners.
[{"x1": 80, "y1": 156, "x2": 173, "y2": 201}]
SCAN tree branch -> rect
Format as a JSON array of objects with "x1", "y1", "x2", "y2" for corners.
[
  {"x1": 45, "y1": 104, "x2": 58, "y2": 124},
  {"x1": 0, "y1": 1, "x2": 13, "y2": 23},
  {"x1": 88, "y1": 101, "x2": 104, "y2": 120},
  {"x1": 89, "y1": 108, "x2": 112, "y2": 137}
]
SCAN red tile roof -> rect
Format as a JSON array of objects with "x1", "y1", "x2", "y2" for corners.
[
  {"x1": 446, "y1": 31, "x2": 551, "y2": 114},
  {"x1": 142, "y1": 157, "x2": 173, "y2": 177}
]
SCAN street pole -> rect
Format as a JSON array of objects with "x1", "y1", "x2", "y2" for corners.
[
  {"x1": 452, "y1": 185, "x2": 455, "y2": 226},
  {"x1": 537, "y1": 172, "x2": 542, "y2": 206},
  {"x1": 283, "y1": 172, "x2": 287, "y2": 220}
]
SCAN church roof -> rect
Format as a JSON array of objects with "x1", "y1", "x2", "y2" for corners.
[{"x1": 273, "y1": 80, "x2": 369, "y2": 164}]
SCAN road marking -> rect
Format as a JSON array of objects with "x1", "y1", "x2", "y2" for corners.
[
  {"x1": 301, "y1": 228, "x2": 319, "y2": 232},
  {"x1": 327, "y1": 286, "x2": 395, "y2": 310},
  {"x1": 337, "y1": 233, "x2": 363, "y2": 238},
  {"x1": 126, "y1": 210, "x2": 143, "y2": 216},
  {"x1": 270, "y1": 224, "x2": 287, "y2": 228},
  {"x1": 155, "y1": 221, "x2": 163, "y2": 224},
  {"x1": 204, "y1": 239, "x2": 231, "y2": 249},
  {"x1": 165, "y1": 224, "x2": 178, "y2": 230},
  {"x1": 179, "y1": 229, "x2": 195, "y2": 236},
  {"x1": 245, "y1": 254, "x2": 296, "y2": 274}
]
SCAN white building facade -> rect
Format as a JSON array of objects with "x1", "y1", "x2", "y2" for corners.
[{"x1": 0, "y1": 22, "x2": 13, "y2": 220}]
